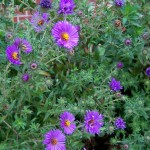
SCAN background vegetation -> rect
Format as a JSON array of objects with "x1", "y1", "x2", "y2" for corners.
[{"x1": 0, "y1": 0, "x2": 150, "y2": 149}]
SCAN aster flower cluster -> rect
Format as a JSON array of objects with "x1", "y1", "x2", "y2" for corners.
[
  {"x1": 6, "y1": 38, "x2": 32, "y2": 65},
  {"x1": 43, "y1": 110, "x2": 126, "y2": 149},
  {"x1": 43, "y1": 111, "x2": 76, "y2": 150},
  {"x1": 31, "y1": 0, "x2": 79, "y2": 51},
  {"x1": 51, "y1": 0, "x2": 79, "y2": 50}
]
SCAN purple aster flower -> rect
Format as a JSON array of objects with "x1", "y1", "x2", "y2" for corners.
[
  {"x1": 146, "y1": 67, "x2": 150, "y2": 77},
  {"x1": 117, "y1": 62, "x2": 123, "y2": 69},
  {"x1": 6, "y1": 44, "x2": 22, "y2": 65},
  {"x1": 58, "y1": 0, "x2": 76, "y2": 15},
  {"x1": 60, "y1": 111, "x2": 76, "y2": 135},
  {"x1": 114, "y1": 0, "x2": 124, "y2": 7},
  {"x1": 30, "y1": 12, "x2": 49, "y2": 32},
  {"x1": 52, "y1": 21, "x2": 79, "y2": 50},
  {"x1": 43, "y1": 129, "x2": 66, "y2": 150},
  {"x1": 40, "y1": 0, "x2": 51, "y2": 9},
  {"x1": 14, "y1": 38, "x2": 32, "y2": 54},
  {"x1": 84, "y1": 110, "x2": 104, "y2": 134},
  {"x1": 124, "y1": 38, "x2": 132, "y2": 45},
  {"x1": 109, "y1": 78, "x2": 123, "y2": 92},
  {"x1": 115, "y1": 117, "x2": 126, "y2": 129},
  {"x1": 22, "y1": 73, "x2": 30, "y2": 82}
]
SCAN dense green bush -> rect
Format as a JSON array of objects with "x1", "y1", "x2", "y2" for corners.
[{"x1": 0, "y1": 0, "x2": 150, "y2": 149}]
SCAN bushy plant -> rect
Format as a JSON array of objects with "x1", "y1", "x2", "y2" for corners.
[{"x1": 0, "y1": 0, "x2": 150, "y2": 149}]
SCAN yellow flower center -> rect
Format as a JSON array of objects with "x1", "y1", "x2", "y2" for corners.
[
  {"x1": 88, "y1": 119, "x2": 94, "y2": 126},
  {"x1": 64, "y1": 120, "x2": 71, "y2": 127},
  {"x1": 61, "y1": 32, "x2": 69, "y2": 41},
  {"x1": 22, "y1": 44, "x2": 27, "y2": 50},
  {"x1": 12, "y1": 52, "x2": 19, "y2": 60},
  {"x1": 38, "y1": 20, "x2": 44, "y2": 26},
  {"x1": 51, "y1": 138, "x2": 58, "y2": 145}
]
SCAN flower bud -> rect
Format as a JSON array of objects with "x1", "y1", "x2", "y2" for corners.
[
  {"x1": 124, "y1": 39, "x2": 132, "y2": 45},
  {"x1": 22, "y1": 73, "x2": 30, "y2": 82},
  {"x1": 142, "y1": 33, "x2": 149, "y2": 40},
  {"x1": 123, "y1": 144, "x2": 129, "y2": 149}
]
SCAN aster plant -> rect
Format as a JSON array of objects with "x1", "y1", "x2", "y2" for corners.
[{"x1": 1, "y1": 0, "x2": 150, "y2": 150}]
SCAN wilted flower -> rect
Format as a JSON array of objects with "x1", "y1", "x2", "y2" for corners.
[
  {"x1": 31, "y1": 12, "x2": 49, "y2": 32},
  {"x1": 117, "y1": 62, "x2": 123, "y2": 69},
  {"x1": 114, "y1": 0, "x2": 124, "y2": 7},
  {"x1": 109, "y1": 78, "x2": 123, "y2": 91},
  {"x1": 6, "y1": 44, "x2": 22, "y2": 65},
  {"x1": 43, "y1": 129, "x2": 66, "y2": 150},
  {"x1": 146, "y1": 67, "x2": 150, "y2": 76},
  {"x1": 40, "y1": 0, "x2": 51, "y2": 9},
  {"x1": 121, "y1": 26, "x2": 126, "y2": 33},
  {"x1": 124, "y1": 38, "x2": 132, "y2": 45},
  {"x1": 115, "y1": 20, "x2": 122, "y2": 27},
  {"x1": 84, "y1": 110, "x2": 104, "y2": 134},
  {"x1": 115, "y1": 117, "x2": 126, "y2": 129},
  {"x1": 22, "y1": 73, "x2": 30, "y2": 82},
  {"x1": 52, "y1": 21, "x2": 79, "y2": 50},
  {"x1": 60, "y1": 111, "x2": 76, "y2": 134},
  {"x1": 58, "y1": 0, "x2": 76, "y2": 15},
  {"x1": 14, "y1": 38, "x2": 32, "y2": 53}
]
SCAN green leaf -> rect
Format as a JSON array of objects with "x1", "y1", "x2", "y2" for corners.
[
  {"x1": 122, "y1": 17, "x2": 127, "y2": 25},
  {"x1": 97, "y1": 47, "x2": 106, "y2": 56}
]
